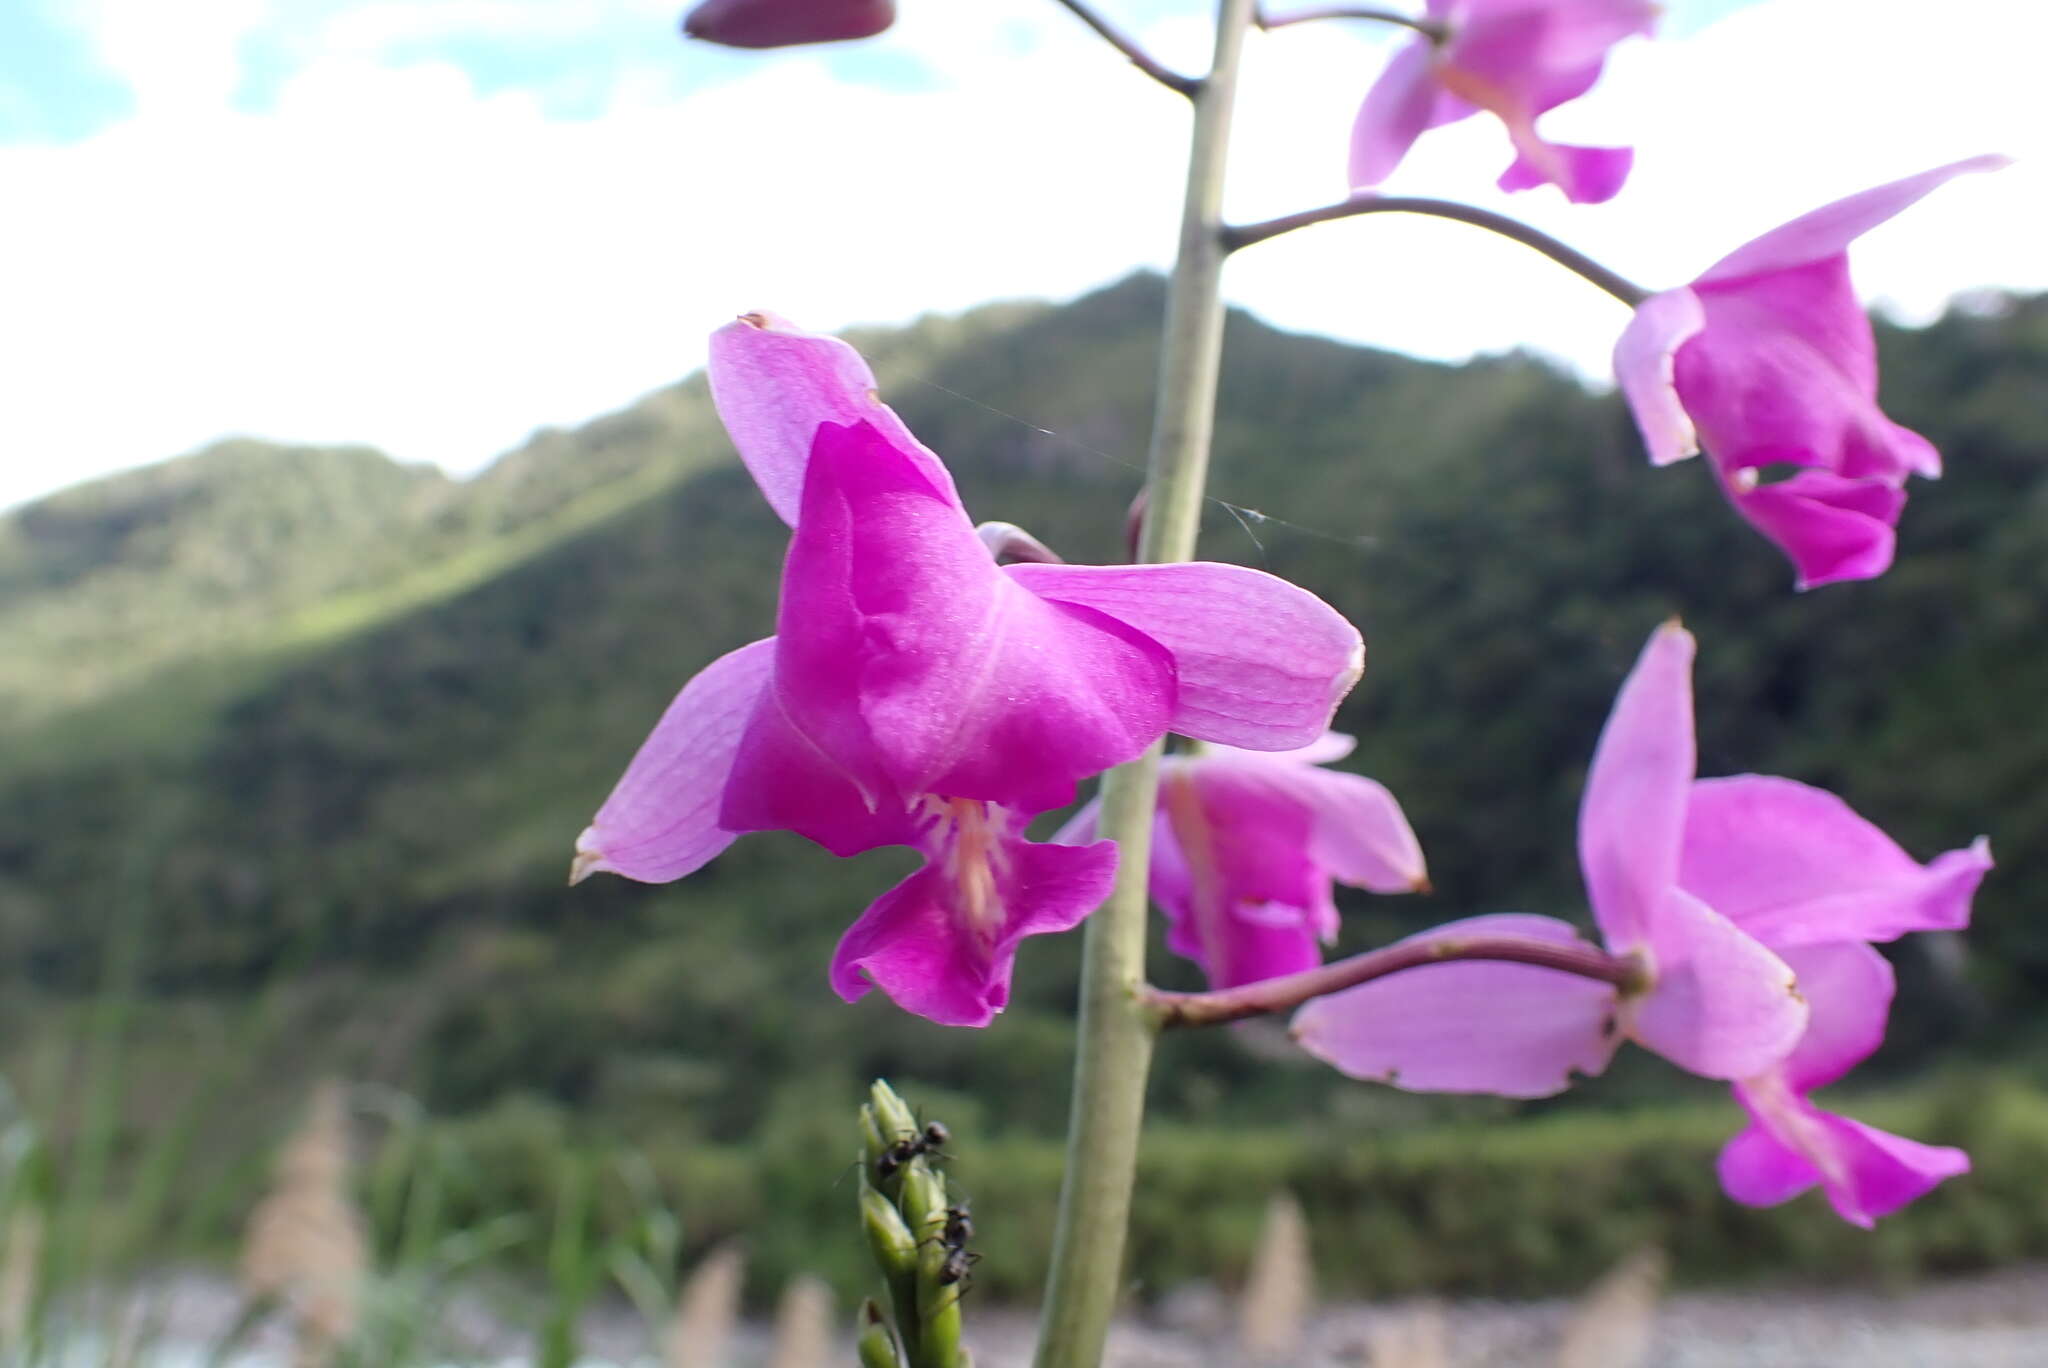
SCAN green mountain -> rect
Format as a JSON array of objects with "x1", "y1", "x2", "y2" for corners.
[{"x1": 2, "y1": 275, "x2": 2043, "y2": 1146}]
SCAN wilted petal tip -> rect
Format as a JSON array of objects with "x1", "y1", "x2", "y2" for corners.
[{"x1": 569, "y1": 839, "x2": 607, "y2": 886}]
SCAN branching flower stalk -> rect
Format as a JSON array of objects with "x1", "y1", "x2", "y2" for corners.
[
  {"x1": 1034, "y1": 1, "x2": 1256, "y2": 1363},
  {"x1": 1256, "y1": 4, "x2": 1446, "y2": 39},
  {"x1": 1224, "y1": 196, "x2": 1649, "y2": 305},
  {"x1": 1144, "y1": 931, "x2": 1642, "y2": 1028}
]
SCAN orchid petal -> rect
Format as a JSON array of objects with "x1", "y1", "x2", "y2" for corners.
[
  {"x1": 1614, "y1": 289, "x2": 1706, "y2": 467},
  {"x1": 572, "y1": 638, "x2": 775, "y2": 884},
  {"x1": 1006, "y1": 561, "x2": 1364, "y2": 752},
  {"x1": 1447, "y1": 0, "x2": 1656, "y2": 96},
  {"x1": 1496, "y1": 138, "x2": 1631, "y2": 204},
  {"x1": 1773, "y1": 942, "x2": 1894, "y2": 1093},
  {"x1": 720, "y1": 679, "x2": 919, "y2": 856},
  {"x1": 828, "y1": 829, "x2": 1116, "y2": 1027},
  {"x1": 708, "y1": 314, "x2": 958, "y2": 527},
  {"x1": 1161, "y1": 764, "x2": 1323, "y2": 914},
  {"x1": 1721, "y1": 468, "x2": 1907, "y2": 590},
  {"x1": 1681, "y1": 775, "x2": 1991, "y2": 948},
  {"x1": 1434, "y1": 0, "x2": 1651, "y2": 199},
  {"x1": 1301, "y1": 769, "x2": 1429, "y2": 893},
  {"x1": 1700, "y1": 156, "x2": 2010, "y2": 285},
  {"x1": 1151, "y1": 763, "x2": 1338, "y2": 988},
  {"x1": 1161, "y1": 891, "x2": 1327, "y2": 991},
  {"x1": 1262, "y1": 730, "x2": 1359, "y2": 766},
  {"x1": 1049, "y1": 795, "x2": 1103, "y2": 848},
  {"x1": 1630, "y1": 888, "x2": 1805, "y2": 1081},
  {"x1": 1716, "y1": 1122, "x2": 1818, "y2": 1208},
  {"x1": 1292, "y1": 914, "x2": 1621, "y2": 1098},
  {"x1": 778, "y1": 422, "x2": 1174, "y2": 813},
  {"x1": 1348, "y1": 40, "x2": 1448, "y2": 190},
  {"x1": 1578, "y1": 621, "x2": 1695, "y2": 951},
  {"x1": 1720, "y1": 1093, "x2": 1969, "y2": 1228},
  {"x1": 1679, "y1": 258, "x2": 1940, "y2": 484},
  {"x1": 1184, "y1": 757, "x2": 1427, "y2": 895}
]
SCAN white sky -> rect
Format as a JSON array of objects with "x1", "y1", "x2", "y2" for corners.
[{"x1": 0, "y1": 0, "x2": 2040, "y2": 511}]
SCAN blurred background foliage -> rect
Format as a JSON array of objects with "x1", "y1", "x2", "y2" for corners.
[{"x1": 0, "y1": 275, "x2": 2043, "y2": 1308}]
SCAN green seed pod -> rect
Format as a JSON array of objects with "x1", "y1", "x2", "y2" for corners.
[{"x1": 856, "y1": 1298, "x2": 905, "y2": 1368}]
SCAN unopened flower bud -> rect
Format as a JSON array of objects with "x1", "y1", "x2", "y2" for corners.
[
  {"x1": 860, "y1": 1104, "x2": 889, "y2": 1170},
  {"x1": 868, "y1": 1080, "x2": 917, "y2": 1142},
  {"x1": 681, "y1": 0, "x2": 894, "y2": 49},
  {"x1": 861, "y1": 1183, "x2": 917, "y2": 1283},
  {"x1": 856, "y1": 1298, "x2": 905, "y2": 1368}
]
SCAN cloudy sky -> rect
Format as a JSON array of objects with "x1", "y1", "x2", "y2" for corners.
[{"x1": 0, "y1": 0, "x2": 2039, "y2": 510}]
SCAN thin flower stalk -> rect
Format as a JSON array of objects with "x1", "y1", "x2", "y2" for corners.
[
  {"x1": 1035, "y1": 0, "x2": 1258, "y2": 1363},
  {"x1": 1224, "y1": 195, "x2": 1647, "y2": 304},
  {"x1": 1143, "y1": 929, "x2": 1640, "y2": 1028}
]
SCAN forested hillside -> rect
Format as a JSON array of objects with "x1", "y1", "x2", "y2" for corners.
[{"x1": 1, "y1": 275, "x2": 2042, "y2": 1150}]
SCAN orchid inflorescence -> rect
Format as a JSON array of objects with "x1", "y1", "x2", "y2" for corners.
[{"x1": 582, "y1": 0, "x2": 2002, "y2": 1341}]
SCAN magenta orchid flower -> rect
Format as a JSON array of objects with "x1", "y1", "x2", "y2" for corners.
[
  {"x1": 572, "y1": 314, "x2": 1364, "y2": 1029},
  {"x1": 1679, "y1": 778, "x2": 1987, "y2": 1225},
  {"x1": 681, "y1": 0, "x2": 894, "y2": 48},
  {"x1": 1295, "y1": 622, "x2": 1807, "y2": 1094},
  {"x1": 1293, "y1": 622, "x2": 1988, "y2": 1221},
  {"x1": 1056, "y1": 734, "x2": 1427, "y2": 990},
  {"x1": 1615, "y1": 155, "x2": 2009, "y2": 588},
  {"x1": 1349, "y1": 0, "x2": 1655, "y2": 205}
]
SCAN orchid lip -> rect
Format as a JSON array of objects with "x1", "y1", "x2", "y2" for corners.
[{"x1": 920, "y1": 795, "x2": 1014, "y2": 942}]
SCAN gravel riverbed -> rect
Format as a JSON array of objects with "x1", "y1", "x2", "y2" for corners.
[{"x1": 66, "y1": 1264, "x2": 2048, "y2": 1365}]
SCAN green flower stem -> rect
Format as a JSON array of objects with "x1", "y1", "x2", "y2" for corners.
[{"x1": 1033, "y1": 1, "x2": 1256, "y2": 1363}]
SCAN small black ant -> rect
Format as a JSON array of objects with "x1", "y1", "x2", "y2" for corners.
[
  {"x1": 942, "y1": 1200, "x2": 973, "y2": 1247},
  {"x1": 936, "y1": 1244, "x2": 982, "y2": 1287},
  {"x1": 875, "y1": 1121, "x2": 952, "y2": 1181},
  {"x1": 932, "y1": 1196, "x2": 982, "y2": 1301}
]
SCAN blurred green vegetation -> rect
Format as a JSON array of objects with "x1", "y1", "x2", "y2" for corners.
[{"x1": 0, "y1": 277, "x2": 2043, "y2": 1302}]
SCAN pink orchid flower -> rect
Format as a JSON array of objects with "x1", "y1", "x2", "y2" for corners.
[
  {"x1": 1349, "y1": 0, "x2": 1655, "y2": 205},
  {"x1": 1294, "y1": 622, "x2": 1988, "y2": 1221},
  {"x1": 681, "y1": 0, "x2": 894, "y2": 48},
  {"x1": 572, "y1": 315, "x2": 1364, "y2": 1028},
  {"x1": 1679, "y1": 778, "x2": 1986, "y2": 1225},
  {"x1": 1057, "y1": 734, "x2": 1426, "y2": 989},
  {"x1": 1615, "y1": 155, "x2": 2009, "y2": 588}
]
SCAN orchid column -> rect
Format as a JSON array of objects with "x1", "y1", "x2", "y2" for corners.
[{"x1": 1035, "y1": 1, "x2": 1255, "y2": 1362}]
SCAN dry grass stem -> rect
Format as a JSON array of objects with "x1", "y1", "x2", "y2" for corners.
[
  {"x1": 1240, "y1": 1189, "x2": 1314, "y2": 1360},
  {"x1": 240, "y1": 1080, "x2": 366, "y2": 1368},
  {"x1": 0, "y1": 1207, "x2": 42, "y2": 1340},
  {"x1": 766, "y1": 1273, "x2": 834, "y2": 1368},
  {"x1": 1553, "y1": 1245, "x2": 1666, "y2": 1368},
  {"x1": 664, "y1": 1239, "x2": 745, "y2": 1368}
]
